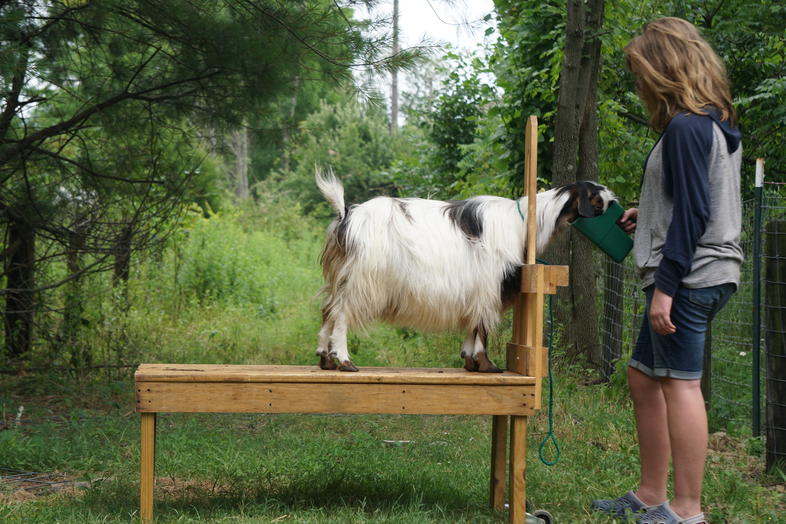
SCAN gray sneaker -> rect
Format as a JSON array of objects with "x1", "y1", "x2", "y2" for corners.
[
  {"x1": 591, "y1": 491, "x2": 656, "y2": 519},
  {"x1": 636, "y1": 502, "x2": 705, "y2": 524}
]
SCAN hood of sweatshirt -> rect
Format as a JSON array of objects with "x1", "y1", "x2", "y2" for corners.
[{"x1": 706, "y1": 107, "x2": 741, "y2": 154}]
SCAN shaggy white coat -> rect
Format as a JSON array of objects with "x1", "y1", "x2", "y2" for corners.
[{"x1": 315, "y1": 170, "x2": 615, "y2": 369}]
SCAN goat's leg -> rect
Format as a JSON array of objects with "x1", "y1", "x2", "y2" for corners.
[
  {"x1": 461, "y1": 330, "x2": 479, "y2": 371},
  {"x1": 316, "y1": 307, "x2": 337, "y2": 370},
  {"x1": 328, "y1": 310, "x2": 358, "y2": 372},
  {"x1": 474, "y1": 327, "x2": 503, "y2": 373},
  {"x1": 463, "y1": 326, "x2": 503, "y2": 373}
]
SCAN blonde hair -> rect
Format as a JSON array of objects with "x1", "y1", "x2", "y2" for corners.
[{"x1": 624, "y1": 17, "x2": 735, "y2": 131}]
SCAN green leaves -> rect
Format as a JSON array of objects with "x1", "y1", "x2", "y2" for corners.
[{"x1": 275, "y1": 95, "x2": 398, "y2": 211}]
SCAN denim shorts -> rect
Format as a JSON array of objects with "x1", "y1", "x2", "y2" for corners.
[{"x1": 629, "y1": 283, "x2": 736, "y2": 380}]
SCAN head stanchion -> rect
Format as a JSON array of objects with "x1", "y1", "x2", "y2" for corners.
[
  {"x1": 525, "y1": 115, "x2": 538, "y2": 266},
  {"x1": 503, "y1": 116, "x2": 569, "y2": 523}
]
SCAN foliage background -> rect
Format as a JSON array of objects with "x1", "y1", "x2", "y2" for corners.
[{"x1": 0, "y1": 0, "x2": 784, "y2": 521}]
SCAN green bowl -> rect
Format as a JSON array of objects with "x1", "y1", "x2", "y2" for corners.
[{"x1": 570, "y1": 201, "x2": 633, "y2": 263}]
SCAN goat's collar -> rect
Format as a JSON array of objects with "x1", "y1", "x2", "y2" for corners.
[{"x1": 516, "y1": 199, "x2": 527, "y2": 222}]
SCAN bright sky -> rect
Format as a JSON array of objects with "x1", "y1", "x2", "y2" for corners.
[
  {"x1": 354, "y1": 0, "x2": 498, "y2": 112},
  {"x1": 395, "y1": 0, "x2": 496, "y2": 52}
]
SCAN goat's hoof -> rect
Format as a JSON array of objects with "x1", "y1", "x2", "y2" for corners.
[
  {"x1": 471, "y1": 352, "x2": 504, "y2": 373},
  {"x1": 463, "y1": 355, "x2": 479, "y2": 372},
  {"x1": 319, "y1": 355, "x2": 338, "y2": 370},
  {"x1": 477, "y1": 362, "x2": 504, "y2": 373},
  {"x1": 338, "y1": 360, "x2": 359, "y2": 372}
]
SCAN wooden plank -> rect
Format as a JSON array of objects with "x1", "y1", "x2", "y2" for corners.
[
  {"x1": 520, "y1": 264, "x2": 569, "y2": 295},
  {"x1": 525, "y1": 115, "x2": 538, "y2": 265},
  {"x1": 547, "y1": 265, "x2": 569, "y2": 288},
  {"x1": 136, "y1": 382, "x2": 537, "y2": 416},
  {"x1": 490, "y1": 415, "x2": 508, "y2": 510},
  {"x1": 522, "y1": 266, "x2": 546, "y2": 405},
  {"x1": 510, "y1": 293, "x2": 524, "y2": 346},
  {"x1": 135, "y1": 364, "x2": 536, "y2": 385},
  {"x1": 527, "y1": 290, "x2": 545, "y2": 407},
  {"x1": 509, "y1": 298, "x2": 545, "y2": 381},
  {"x1": 506, "y1": 343, "x2": 545, "y2": 374},
  {"x1": 509, "y1": 415, "x2": 528, "y2": 524},
  {"x1": 140, "y1": 412, "x2": 156, "y2": 524}
]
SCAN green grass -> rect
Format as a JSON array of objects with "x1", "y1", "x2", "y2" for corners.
[
  {"x1": 1, "y1": 370, "x2": 783, "y2": 523},
  {"x1": 2, "y1": 201, "x2": 784, "y2": 522}
]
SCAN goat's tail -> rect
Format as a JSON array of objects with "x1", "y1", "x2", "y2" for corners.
[{"x1": 315, "y1": 168, "x2": 346, "y2": 220}]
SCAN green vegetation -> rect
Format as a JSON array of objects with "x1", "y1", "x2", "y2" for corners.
[
  {"x1": 2, "y1": 0, "x2": 785, "y2": 521},
  {"x1": 1, "y1": 203, "x2": 783, "y2": 522}
]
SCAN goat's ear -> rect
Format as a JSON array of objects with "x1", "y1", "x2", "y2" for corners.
[{"x1": 578, "y1": 190, "x2": 596, "y2": 217}]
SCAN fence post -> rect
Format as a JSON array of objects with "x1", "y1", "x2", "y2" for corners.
[
  {"x1": 753, "y1": 159, "x2": 765, "y2": 437},
  {"x1": 602, "y1": 258, "x2": 623, "y2": 380},
  {"x1": 765, "y1": 219, "x2": 786, "y2": 471}
]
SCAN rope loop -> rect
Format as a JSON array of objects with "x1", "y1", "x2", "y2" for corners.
[{"x1": 534, "y1": 265, "x2": 560, "y2": 467}]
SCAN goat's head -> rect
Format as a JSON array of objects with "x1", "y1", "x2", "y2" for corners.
[{"x1": 552, "y1": 181, "x2": 617, "y2": 231}]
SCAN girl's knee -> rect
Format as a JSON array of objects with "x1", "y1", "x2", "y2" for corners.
[
  {"x1": 661, "y1": 378, "x2": 703, "y2": 403},
  {"x1": 628, "y1": 367, "x2": 664, "y2": 404}
]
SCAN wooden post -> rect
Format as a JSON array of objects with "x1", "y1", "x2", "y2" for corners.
[
  {"x1": 525, "y1": 115, "x2": 538, "y2": 266},
  {"x1": 521, "y1": 114, "x2": 546, "y2": 390},
  {"x1": 765, "y1": 220, "x2": 786, "y2": 471},
  {"x1": 509, "y1": 415, "x2": 528, "y2": 523},
  {"x1": 490, "y1": 415, "x2": 508, "y2": 510},
  {"x1": 507, "y1": 115, "x2": 538, "y2": 523},
  {"x1": 140, "y1": 412, "x2": 156, "y2": 523}
]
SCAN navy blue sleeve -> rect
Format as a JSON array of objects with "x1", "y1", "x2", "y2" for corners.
[{"x1": 654, "y1": 113, "x2": 713, "y2": 297}]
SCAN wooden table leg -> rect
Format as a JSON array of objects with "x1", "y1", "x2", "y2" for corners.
[
  {"x1": 140, "y1": 412, "x2": 156, "y2": 523},
  {"x1": 509, "y1": 415, "x2": 527, "y2": 524},
  {"x1": 490, "y1": 415, "x2": 508, "y2": 510}
]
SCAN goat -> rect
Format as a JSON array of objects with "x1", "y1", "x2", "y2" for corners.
[{"x1": 315, "y1": 170, "x2": 617, "y2": 372}]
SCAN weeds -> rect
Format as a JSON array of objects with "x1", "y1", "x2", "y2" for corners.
[{"x1": 1, "y1": 200, "x2": 783, "y2": 522}]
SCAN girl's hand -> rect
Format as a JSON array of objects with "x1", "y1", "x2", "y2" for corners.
[
  {"x1": 650, "y1": 287, "x2": 676, "y2": 335},
  {"x1": 618, "y1": 208, "x2": 638, "y2": 234}
]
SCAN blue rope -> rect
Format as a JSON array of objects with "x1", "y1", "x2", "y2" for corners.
[{"x1": 536, "y1": 258, "x2": 560, "y2": 466}]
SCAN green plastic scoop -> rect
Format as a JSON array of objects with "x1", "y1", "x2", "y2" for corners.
[{"x1": 570, "y1": 201, "x2": 633, "y2": 263}]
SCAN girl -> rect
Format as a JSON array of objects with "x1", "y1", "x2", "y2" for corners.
[{"x1": 592, "y1": 17, "x2": 743, "y2": 524}]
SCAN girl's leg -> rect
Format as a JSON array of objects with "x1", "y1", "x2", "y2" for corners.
[
  {"x1": 661, "y1": 378, "x2": 707, "y2": 518},
  {"x1": 628, "y1": 366, "x2": 670, "y2": 506}
]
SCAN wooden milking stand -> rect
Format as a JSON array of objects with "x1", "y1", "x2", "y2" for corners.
[
  {"x1": 491, "y1": 115, "x2": 569, "y2": 520},
  {"x1": 135, "y1": 116, "x2": 568, "y2": 523}
]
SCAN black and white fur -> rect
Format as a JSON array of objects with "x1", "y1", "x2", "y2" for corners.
[{"x1": 316, "y1": 170, "x2": 616, "y2": 372}]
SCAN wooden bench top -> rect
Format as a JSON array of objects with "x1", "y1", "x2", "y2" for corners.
[{"x1": 135, "y1": 364, "x2": 537, "y2": 386}]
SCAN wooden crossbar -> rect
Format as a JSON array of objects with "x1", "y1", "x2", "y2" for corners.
[{"x1": 136, "y1": 364, "x2": 537, "y2": 416}]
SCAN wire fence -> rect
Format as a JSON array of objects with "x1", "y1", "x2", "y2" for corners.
[{"x1": 597, "y1": 179, "x2": 786, "y2": 471}]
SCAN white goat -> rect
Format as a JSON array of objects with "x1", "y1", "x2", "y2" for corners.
[{"x1": 315, "y1": 170, "x2": 616, "y2": 372}]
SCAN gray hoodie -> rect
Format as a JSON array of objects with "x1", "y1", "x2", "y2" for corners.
[{"x1": 634, "y1": 109, "x2": 743, "y2": 293}]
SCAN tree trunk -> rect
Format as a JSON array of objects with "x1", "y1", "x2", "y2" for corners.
[
  {"x1": 65, "y1": 221, "x2": 90, "y2": 368},
  {"x1": 4, "y1": 213, "x2": 35, "y2": 360},
  {"x1": 549, "y1": 0, "x2": 605, "y2": 365},
  {"x1": 229, "y1": 124, "x2": 250, "y2": 200},
  {"x1": 390, "y1": 0, "x2": 400, "y2": 134},
  {"x1": 281, "y1": 76, "x2": 301, "y2": 173},
  {"x1": 113, "y1": 220, "x2": 133, "y2": 285},
  {"x1": 576, "y1": 3, "x2": 603, "y2": 367}
]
